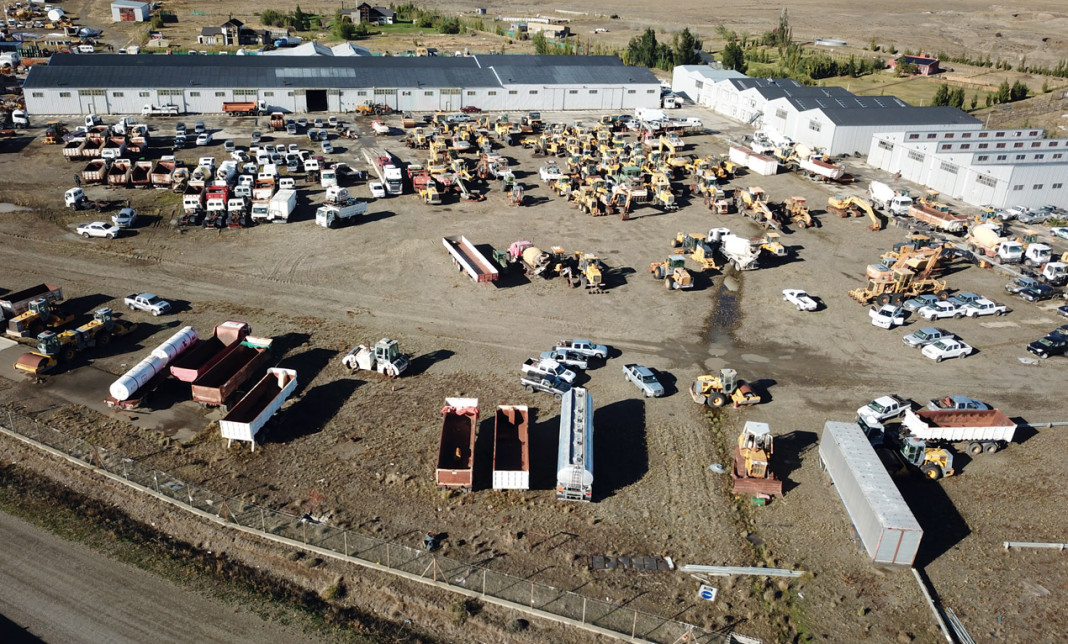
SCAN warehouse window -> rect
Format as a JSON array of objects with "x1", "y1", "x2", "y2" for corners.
[
  {"x1": 424, "y1": 91, "x2": 434, "y2": 96},
  {"x1": 589, "y1": 89, "x2": 597, "y2": 94},
  {"x1": 375, "y1": 89, "x2": 396, "y2": 95},
  {"x1": 467, "y1": 91, "x2": 475, "y2": 96},
  {"x1": 960, "y1": 144, "x2": 970, "y2": 150},
  {"x1": 1016, "y1": 154, "x2": 1025, "y2": 160},
  {"x1": 939, "y1": 161, "x2": 958, "y2": 174},
  {"x1": 488, "y1": 91, "x2": 497, "y2": 95},
  {"x1": 976, "y1": 175, "x2": 996, "y2": 187},
  {"x1": 878, "y1": 140, "x2": 894, "y2": 151},
  {"x1": 529, "y1": 90, "x2": 538, "y2": 94},
  {"x1": 978, "y1": 143, "x2": 988, "y2": 149},
  {"x1": 695, "y1": 81, "x2": 703, "y2": 89},
  {"x1": 995, "y1": 131, "x2": 1005, "y2": 137},
  {"x1": 978, "y1": 132, "x2": 989, "y2": 138},
  {"x1": 808, "y1": 120, "x2": 821, "y2": 132},
  {"x1": 907, "y1": 150, "x2": 924, "y2": 162},
  {"x1": 139, "y1": 91, "x2": 149, "y2": 97},
  {"x1": 961, "y1": 132, "x2": 971, "y2": 138},
  {"x1": 908, "y1": 134, "x2": 919, "y2": 140},
  {"x1": 31, "y1": 91, "x2": 43, "y2": 98},
  {"x1": 508, "y1": 90, "x2": 517, "y2": 95},
  {"x1": 1033, "y1": 184, "x2": 1043, "y2": 190},
  {"x1": 1029, "y1": 130, "x2": 1040, "y2": 136},
  {"x1": 1054, "y1": 183, "x2": 1063, "y2": 189},
  {"x1": 996, "y1": 155, "x2": 1006, "y2": 161},
  {"x1": 1055, "y1": 154, "x2": 1064, "y2": 159},
  {"x1": 113, "y1": 92, "x2": 124, "y2": 97},
  {"x1": 1013, "y1": 185, "x2": 1023, "y2": 191},
  {"x1": 926, "y1": 133, "x2": 937, "y2": 139},
  {"x1": 627, "y1": 90, "x2": 636, "y2": 94},
  {"x1": 569, "y1": 90, "x2": 578, "y2": 94},
  {"x1": 995, "y1": 143, "x2": 1006, "y2": 149},
  {"x1": 940, "y1": 144, "x2": 951, "y2": 151},
  {"x1": 1031, "y1": 141, "x2": 1042, "y2": 148},
  {"x1": 1049, "y1": 141, "x2": 1059, "y2": 147},
  {"x1": 401, "y1": 91, "x2": 411, "y2": 96},
  {"x1": 1035, "y1": 154, "x2": 1044, "y2": 160},
  {"x1": 441, "y1": 88, "x2": 460, "y2": 95},
  {"x1": 775, "y1": 109, "x2": 787, "y2": 119},
  {"x1": 1014, "y1": 142, "x2": 1024, "y2": 148},
  {"x1": 977, "y1": 155, "x2": 988, "y2": 161},
  {"x1": 944, "y1": 133, "x2": 954, "y2": 139},
  {"x1": 190, "y1": 92, "x2": 200, "y2": 97},
  {"x1": 647, "y1": 89, "x2": 655, "y2": 93},
  {"x1": 215, "y1": 91, "x2": 225, "y2": 97},
  {"x1": 264, "y1": 92, "x2": 274, "y2": 96},
  {"x1": 59, "y1": 92, "x2": 70, "y2": 97},
  {"x1": 287, "y1": 91, "x2": 294, "y2": 96}
]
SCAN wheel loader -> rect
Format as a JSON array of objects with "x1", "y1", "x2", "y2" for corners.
[
  {"x1": 731, "y1": 421, "x2": 783, "y2": 498},
  {"x1": 649, "y1": 255, "x2": 694, "y2": 290},
  {"x1": 879, "y1": 435, "x2": 955, "y2": 480},
  {"x1": 561, "y1": 253, "x2": 607, "y2": 292},
  {"x1": 671, "y1": 233, "x2": 720, "y2": 271},
  {"x1": 13, "y1": 308, "x2": 135, "y2": 376},
  {"x1": 341, "y1": 338, "x2": 410, "y2": 378},
  {"x1": 782, "y1": 197, "x2": 815, "y2": 229},
  {"x1": 690, "y1": 369, "x2": 760, "y2": 407},
  {"x1": 6, "y1": 298, "x2": 74, "y2": 338}
]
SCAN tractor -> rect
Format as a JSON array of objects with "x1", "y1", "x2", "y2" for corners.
[
  {"x1": 782, "y1": 197, "x2": 815, "y2": 229},
  {"x1": 649, "y1": 255, "x2": 694, "y2": 290},
  {"x1": 341, "y1": 338, "x2": 410, "y2": 378},
  {"x1": 690, "y1": 368, "x2": 760, "y2": 408}
]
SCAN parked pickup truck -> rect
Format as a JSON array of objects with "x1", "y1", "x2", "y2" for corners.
[
  {"x1": 539, "y1": 349, "x2": 588, "y2": 370},
  {"x1": 520, "y1": 374, "x2": 571, "y2": 400},
  {"x1": 521, "y1": 357, "x2": 576, "y2": 384},
  {"x1": 124, "y1": 293, "x2": 172, "y2": 316},
  {"x1": 961, "y1": 298, "x2": 1010, "y2": 317},
  {"x1": 903, "y1": 327, "x2": 953, "y2": 348},
  {"x1": 623, "y1": 363, "x2": 665, "y2": 398},
  {"x1": 554, "y1": 339, "x2": 609, "y2": 360},
  {"x1": 857, "y1": 395, "x2": 910, "y2": 425}
]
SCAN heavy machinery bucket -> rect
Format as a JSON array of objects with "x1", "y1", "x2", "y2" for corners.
[
  {"x1": 730, "y1": 445, "x2": 783, "y2": 498},
  {"x1": 14, "y1": 352, "x2": 52, "y2": 375}
]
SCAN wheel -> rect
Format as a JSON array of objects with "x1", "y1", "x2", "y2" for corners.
[
  {"x1": 554, "y1": 393, "x2": 563, "y2": 401},
  {"x1": 921, "y1": 464, "x2": 942, "y2": 480},
  {"x1": 128, "y1": 304, "x2": 136, "y2": 311},
  {"x1": 994, "y1": 310, "x2": 1003, "y2": 316},
  {"x1": 97, "y1": 332, "x2": 110, "y2": 346},
  {"x1": 709, "y1": 394, "x2": 727, "y2": 407},
  {"x1": 890, "y1": 294, "x2": 904, "y2": 306},
  {"x1": 954, "y1": 312, "x2": 962, "y2": 319},
  {"x1": 936, "y1": 290, "x2": 950, "y2": 300},
  {"x1": 82, "y1": 232, "x2": 90, "y2": 238},
  {"x1": 665, "y1": 277, "x2": 675, "y2": 290},
  {"x1": 525, "y1": 385, "x2": 534, "y2": 393},
  {"x1": 106, "y1": 234, "x2": 114, "y2": 239},
  {"x1": 62, "y1": 348, "x2": 76, "y2": 361},
  {"x1": 935, "y1": 356, "x2": 943, "y2": 363},
  {"x1": 152, "y1": 310, "x2": 160, "y2": 317},
  {"x1": 645, "y1": 390, "x2": 653, "y2": 398},
  {"x1": 877, "y1": 294, "x2": 891, "y2": 305},
  {"x1": 968, "y1": 442, "x2": 983, "y2": 455},
  {"x1": 983, "y1": 442, "x2": 999, "y2": 454}
]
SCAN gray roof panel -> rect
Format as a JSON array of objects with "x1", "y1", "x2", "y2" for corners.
[{"x1": 820, "y1": 106, "x2": 981, "y2": 127}]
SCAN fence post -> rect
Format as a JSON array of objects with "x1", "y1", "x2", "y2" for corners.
[
  {"x1": 631, "y1": 610, "x2": 637, "y2": 637},
  {"x1": 122, "y1": 458, "x2": 129, "y2": 479},
  {"x1": 302, "y1": 521, "x2": 307, "y2": 544},
  {"x1": 344, "y1": 530, "x2": 348, "y2": 556},
  {"x1": 530, "y1": 581, "x2": 534, "y2": 607},
  {"x1": 260, "y1": 507, "x2": 266, "y2": 532},
  {"x1": 582, "y1": 596, "x2": 587, "y2": 623},
  {"x1": 482, "y1": 568, "x2": 487, "y2": 596},
  {"x1": 153, "y1": 472, "x2": 160, "y2": 494},
  {"x1": 387, "y1": 543, "x2": 390, "y2": 568}
]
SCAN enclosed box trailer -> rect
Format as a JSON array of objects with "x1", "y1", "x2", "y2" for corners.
[
  {"x1": 819, "y1": 420, "x2": 922, "y2": 566},
  {"x1": 436, "y1": 397, "x2": 479, "y2": 490},
  {"x1": 219, "y1": 368, "x2": 298, "y2": 451},
  {"x1": 557, "y1": 387, "x2": 594, "y2": 502},
  {"x1": 492, "y1": 405, "x2": 530, "y2": 490}
]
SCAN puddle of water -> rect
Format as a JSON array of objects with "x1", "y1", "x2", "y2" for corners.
[{"x1": 0, "y1": 203, "x2": 29, "y2": 213}]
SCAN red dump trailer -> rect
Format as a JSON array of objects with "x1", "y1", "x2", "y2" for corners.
[
  {"x1": 169, "y1": 321, "x2": 250, "y2": 383},
  {"x1": 190, "y1": 337, "x2": 271, "y2": 408},
  {"x1": 436, "y1": 397, "x2": 479, "y2": 490},
  {"x1": 492, "y1": 405, "x2": 530, "y2": 490}
]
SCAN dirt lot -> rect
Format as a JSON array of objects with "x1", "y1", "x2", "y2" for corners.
[{"x1": 1, "y1": 96, "x2": 1066, "y2": 642}]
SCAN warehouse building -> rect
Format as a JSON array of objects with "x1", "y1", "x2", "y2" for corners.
[
  {"x1": 695, "y1": 75, "x2": 980, "y2": 155},
  {"x1": 22, "y1": 54, "x2": 661, "y2": 115},
  {"x1": 867, "y1": 128, "x2": 1068, "y2": 209},
  {"x1": 669, "y1": 65, "x2": 746, "y2": 103}
]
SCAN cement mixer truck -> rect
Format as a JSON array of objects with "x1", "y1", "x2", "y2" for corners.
[
  {"x1": 707, "y1": 227, "x2": 761, "y2": 271},
  {"x1": 868, "y1": 181, "x2": 913, "y2": 216},
  {"x1": 106, "y1": 326, "x2": 199, "y2": 409},
  {"x1": 964, "y1": 224, "x2": 1024, "y2": 264}
]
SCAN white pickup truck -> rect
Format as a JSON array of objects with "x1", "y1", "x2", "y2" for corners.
[
  {"x1": 124, "y1": 293, "x2": 172, "y2": 316},
  {"x1": 521, "y1": 357, "x2": 576, "y2": 384}
]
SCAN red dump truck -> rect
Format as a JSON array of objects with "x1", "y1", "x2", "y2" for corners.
[
  {"x1": 223, "y1": 101, "x2": 266, "y2": 116},
  {"x1": 492, "y1": 405, "x2": 530, "y2": 490},
  {"x1": 908, "y1": 201, "x2": 967, "y2": 234},
  {"x1": 191, "y1": 336, "x2": 272, "y2": 408},
  {"x1": 169, "y1": 321, "x2": 251, "y2": 383},
  {"x1": 435, "y1": 397, "x2": 479, "y2": 490},
  {"x1": 1, "y1": 283, "x2": 64, "y2": 322}
]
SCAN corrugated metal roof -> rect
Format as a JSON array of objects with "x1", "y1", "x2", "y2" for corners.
[
  {"x1": 24, "y1": 53, "x2": 658, "y2": 91},
  {"x1": 821, "y1": 106, "x2": 980, "y2": 127}
]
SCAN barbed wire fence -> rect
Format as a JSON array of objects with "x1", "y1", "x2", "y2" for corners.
[{"x1": 0, "y1": 409, "x2": 741, "y2": 644}]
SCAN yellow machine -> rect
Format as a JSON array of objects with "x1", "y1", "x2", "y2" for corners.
[
  {"x1": 849, "y1": 245, "x2": 949, "y2": 304},
  {"x1": 736, "y1": 187, "x2": 780, "y2": 230},
  {"x1": 6, "y1": 298, "x2": 74, "y2": 338},
  {"x1": 827, "y1": 195, "x2": 881, "y2": 230},
  {"x1": 731, "y1": 421, "x2": 783, "y2": 498},
  {"x1": 649, "y1": 255, "x2": 694, "y2": 290},
  {"x1": 782, "y1": 197, "x2": 815, "y2": 229},
  {"x1": 561, "y1": 253, "x2": 606, "y2": 292},
  {"x1": 419, "y1": 184, "x2": 441, "y2": 205},
  {"x1": 689, "y1": 369, "x2": 760, "y2": 407},
  {"x1": 759, "y1": 233, "x2": 787, "y2": 258},
  {"x1": 14, "y1": 308, "x2": 134, "y2": 376},
  {"x1": 671, "y1": 232, "x2": 720, "y2": 271}
]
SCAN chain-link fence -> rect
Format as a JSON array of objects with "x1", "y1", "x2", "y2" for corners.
[{"x1": 2, "y1": 409, "x2": 730, "y2": 643}]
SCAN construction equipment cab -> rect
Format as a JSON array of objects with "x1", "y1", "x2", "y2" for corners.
[
  {"x1": 341, "y1": 338, "x2": 409, "y2": 378},
  {"x1": 649, "y1": 255, "x2": 693, "y2": 290},
  {"x1": 690, "y1": 369, "x2": 760, "y2": 407}
]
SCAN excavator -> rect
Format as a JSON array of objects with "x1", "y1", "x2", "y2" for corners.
[
  {"x1": 848, "y1": 245, "x2": 950, "y2": 305},
  {"x1": 827, "y1": 195, "x2": 882, "y2": 230},
  {"x1": 731, "y1": 421, "x2": 783, "y2": 499},
  {"x1": 14, "y1": 308, "x2": 135, "y2": 376},
  {"x1": 671, "y1": 232, "x2": 720, "y2": 271},
  {"x1": 782, "y1": 197, "x2": 815, "y2": 229},
  {"x1": 690, "y1": 369, "x2": 760, "y2": 408},
  {"x1": 649, "y1": 255, "x2": 694, "y2": 290}
]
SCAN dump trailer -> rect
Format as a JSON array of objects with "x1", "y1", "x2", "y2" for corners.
[
  {"x1": 819, "y1": 420, "x2": 923, "y2": 566},
  {"x1": 728, "y1": 145, "x2": 779, "y2": 176},
  {"x1": 557, "y1": 387, "x2": 594, "y2": 502},
  {"x1": 169, "y1": 321, "x2": 250, "y2": 382},
  {"x1": 435, "y1": 397, "x2": 479, "y2": 490},
  {"x1": 901, "y1": 408, "x2": 1017, "y2": 455},
  {"x1": 190, "y1": 337, "x2": 272, "y2": 408},
  {"x1": 81, "y1": 159, "x2": 109, "y2": 184},
  {"x1": 1, "y1": 283, "x2": 63, "y2": 322},
  {"x1": 443, "y1": 235, "x2": 500, "y2": 283},
  {"x1": 908, "y1": 202, "x2": 967, "y2": 234},
  {"x1": 106, "y1": 326, "x2": 198, "y2": 409},
  {"x1": 219, "y1": 368, "x2": 298, "y2": 451},
  {"x1": 492, "y1": 405, "x2": 531, "y2": 490},
  {"x1": 150, "y1": 159, "x2": 175, "y2": 188},
  {"x1": 223, "y1": 101, "x2": 265, "y2": 116}
]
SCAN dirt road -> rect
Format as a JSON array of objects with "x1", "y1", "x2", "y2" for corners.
[{"x1": 0, "y1": 510, "x2": 312, "y2": 643}]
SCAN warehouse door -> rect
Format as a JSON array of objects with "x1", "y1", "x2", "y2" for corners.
[
  {"x1": 306, "y1": 90, "x2": 327, "y2": 112},
  {"x1": 119, "y1": 8, "x2": 135, "y2": 21}
]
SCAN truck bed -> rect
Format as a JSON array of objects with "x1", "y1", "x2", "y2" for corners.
[
  {"x1": 219, "y1": 368, "x2": 298, "y2": 450},
  {"x1": 906, "y1": 408, "x2": 1016, "y2": 443},
  {"x1": 492, "y1": 406, "x2": 530, "y2": 490},
  {"x1": 436, "y1": 398, "x2": 478, "y2": 489},
  {"x1": 190, "y1": 341, "x2": 271, "y2": 406},
  {"x1": 442, "y1": 235, "x2": 499, "y2": 283}
]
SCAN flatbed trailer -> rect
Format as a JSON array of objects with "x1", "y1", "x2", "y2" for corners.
[{"x1": 443, "y1": 235, "x2": 499, "y2": 283}]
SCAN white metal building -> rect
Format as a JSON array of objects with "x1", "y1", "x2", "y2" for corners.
[
  {"x1": 111, "y1": 0, "x2": 150, "y2": 22},
  {"x1": 868, "y1": 128, "x2": 1068, "y2": 209},
  {"x1": 669, "y1": 65, "x2": 746, "y2": 103},
  {"x1": 23, "y1": 53, "x2": 661, "y2": 115}
]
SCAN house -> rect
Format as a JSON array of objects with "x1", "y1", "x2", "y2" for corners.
[
  {"x1": 110, "y1": 0, "x2": 150, "y2": 22},
  {"x1": 198, "y1": 18, "x2": 270, "y2": 46},
  {"x1": 197, "y1": 27, "x2": 225, "y2": 46},
  {"x1": 888, "y1": 54, "x2": 941, "y2": 76},
  {"x1": 346, "y1": 3, "x2": 396, "y2": 25}
]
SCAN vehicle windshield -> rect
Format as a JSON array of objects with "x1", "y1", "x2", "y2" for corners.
[
  {"x1": 915, "y1": 330, "x2": 932, "y2": 340},
  {"x1": 869, "y1": 401, "x2": 886, "y2": 413},
  {"x1": 932, "y1": 340, "x2": 951, "y2": 350},
  {"x1": 144, "y1": 295, "x2": 160, "y2": 304},
  {"x1": 641, "y1": 375, "x2": 657, "y2": 383}
]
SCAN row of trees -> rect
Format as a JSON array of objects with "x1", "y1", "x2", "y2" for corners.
[
  {"x1": 622, "y1": 28, "x2": 702, "y2": 70},
  {"x1": 260, "y1": 7, "x2": 316, "y2": 31}
]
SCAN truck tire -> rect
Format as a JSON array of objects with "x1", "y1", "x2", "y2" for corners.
[
  {"x1": 665, "y1": 277, "x2": 675, "y2": 290},
  {"x1": 709, "y1": 394, "x2": 727, "y2": 407},
  {"x1": 97, "y1": 332, "x2": 111, "y2": 346},
  {"x1": 968, "y1": 442, "x2": 983, "y2": 455},
  {"x1": 983, "y1": 442, "x2": 999, "y2": 454},
  {"x1": 936, "y1": 290, "x2": 950, "y2": 300},
  {"x1": 921, "y1": 464, "x2": 942, "y2": 480},
  {"x1": 554, "y1": 393, "x2": 563, "y2": 401},
  {"x1": 935, "y1": 356, "x2": 943, "y2": 363},
  {"x1": 128, "y1": 304, "x2": 136, "y2": 310},
  {"x1": 525, "y1": 385, "x2": 534, "y2": 394},
  {"x1": 82, "y1": 232, "x2": 90, "y2": 238}
]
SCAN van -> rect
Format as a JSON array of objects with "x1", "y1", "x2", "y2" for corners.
[{"x1": 77, "y1": 44, "x2": 95, "y2": 54}]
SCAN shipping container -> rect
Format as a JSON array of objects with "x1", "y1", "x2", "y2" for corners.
[
  {"x1": 819, "y1": 420, "x2": 922, "y2": 566},
  {"x1": 492, "y1": 405, "x2": 530, "y2": 490}
]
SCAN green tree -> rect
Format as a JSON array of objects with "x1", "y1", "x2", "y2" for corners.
[
  {"x1": 949, "y1": 86, "x2": 966, "y2": 108},
  {"x1": 671, "y1": 28, "x2": 702, "y2": 66},
  {"x1": 1010, "y1": 80, "x2": 1029, "y2": 101},
  {"x1": 985, "y1": 94, "x2": 993, "y2": 107},
  {"x1": 720, "y1": 40, "x2": 747, "y2": 73},
  {"x1": 994, "y1": 80, "x2": 1011, "y2": 103},
  {"x1": 439, "y1": 17, "x2": 460, "y2": 34},
  {"x1": 531, "y1": 31, "x2": 550, "y2": 55},
  {"x1": 292, "y1": 6, "x2": 309, "y2": 31},
  {"x1": 1042, "y1": 78, "x2": 1050, "y2": 94},
  {"x1": 932, "y1": 84, "x2": 951, "y2": 107},
  {"x1": 970, "y1": 93, "x2": 978, "y2": 110},
  {"x1": 776, "y1": 8, "x2": 791, "y2": 48}
]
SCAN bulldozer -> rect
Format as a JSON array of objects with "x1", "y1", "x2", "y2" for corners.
[
  {"x1": 782, "y1": 197, "x2": 815, "y2": 229},
  {"x1": 6, "y1": 298, "x2": 74, "y2": 338},
  {"x1": 690, "y1": 369, "x2": 760, "y2": 408},
  {"x1": 671, "y1": 232, "x2": 720, "y2": 271},
  {"x1": 341, "y1": 338, "x2": 410, "y2": 378},
  {"x1": 14, "y1": 308, "x2": 135, "y2": 376},
  {"x1": 827, "y1": 195, "x2": 882, "y2": 230},
  {"x1": 649, "y1": 255, "x2": 694, "y2": 290},
  {"x1": 731, "y1": 421, "x2": 783, "y2": 498}
]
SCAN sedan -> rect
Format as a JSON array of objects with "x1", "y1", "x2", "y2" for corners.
[
  {"x1": 327, "y1": 116, "x2": 339, "y2": 127},
  {"x1": 321, "y1": 140, "x2": 333, "y2": 154},
  {"x1": 250, "y1": 130, "x2": 262, "y2": 145},
  {"x1": 902, "y1": 294, "x2": 939, "y2": 312},
  {"x1": 313, "y1": 118, "x2": 324, "y2": 128},
  {"x1": 918, "y1": 301, "x2": 964, "y2": 320},
  {"x1": 623, "y1": 363, "x2": 665, "y2": 397},
  {"x1": 286, "y1": 123, "x2": 298, "y2": 135},
  {"x1": 195, "y1": 132, "x2": 212, "y2": 146},
  {"x1": 296, "y1": 117, "x2": 308, "y2": 128},
  {"x1": 175, "y1": 122, "x2": 186, "y2": 134},
  {"x1": 76, "y1": 221, "x2": 120, "y2": 239},
  {"x1": 922, "y1": 339, "x2": 974, "y2": 362},
  {"x1": 1020, "y1": 284, "x2": 1060, "y2": 302},
  {"x1": 194, "y1": 121, "x2": 206, "y2": 134},
  {"x1": 111, "y1": 207, "x2": 138, "y2": 228},
  {"x1": 1051, "y1": 227, "x2": 1068, "y2": 241},
  {"x1": 782, "y1": 288, "x2": 817, "y2": 311},
  {"x1": 223, "y1": 139, "x2": 235, "y2": 152},
  {"x1": 1059, "y1": 304, "x2": 1068, "y2": 318},
  {"x1": 172, "y1": 135, "x2": 186, "y2": 150},
  {"x1": 287, "y1": 143, "x2": 300, "y2": 154},
  {"x1": 460, "y1": 105, "x2": 482, "y2": 113}
]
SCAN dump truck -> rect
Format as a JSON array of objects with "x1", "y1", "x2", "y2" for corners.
[
  {"x1": 130, "y1": 160, "x2": 153, "y2": 188},
  {"x1": 106, "y1": 326, "x2": 198, "y2": 409},
  {"x1": 435, "y1": 397, "x2": 479, "y2": 490},
  {"x1": 908, "y1": 200, "x2": 967, "y2": 234},
  {"x1": 150, "y1": 159, "x2": 175, "y2": 188},
  {"x1": 169, "y1": 321, "x2": 251, "y2": 383},
  {"x1": 1, "y1": 283, "x2": 64, "y2": 324},
  {"x1": 557, "y1": 387, "x2": 594, "y2": 502},
  {"x1": 492, "y1": 405, "x2": 531, "y2": 490},
  {"x1": 219, "y1": 368, "x2": 298, "y2": 451},
  {"x1": 819, "y1": 420, "x2": 923, "y2": 566},
  {"x1": 443, "y1": 235, "x2": 500, "y2": 283},
  {"x1": 191, "y1": 336, "x2": 272, "y2": 408},
  {"x1": 731, "y1": 421, "x2": 783, "y2": 498},
  {"x1": 81, "y1": 159, "x2": 109, "y2": 184},
  {"x1": 900, "y1": 408, "x2": 1017, "y2": 455},
  {"x1": 269, "y1": 112, "x2": 286, "y2": 131},
  {"x1": 222, "y1": 100, "x2": 267, "y2": 117}
]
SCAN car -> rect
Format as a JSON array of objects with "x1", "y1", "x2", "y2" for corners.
[
  {"x1": 902, "y1": 294, "x2": 940, "y2": 312},
  {"x1": 175, "y1": 122, "x2": 186, "y2": 134},
  {"x1": 1050, "y1": 227, "x2": 1068, "y2": 241},
  {"x1": 539, "y1": 349, "x2": 588, "y2": 370},
  {"x1": 460, "y1": 105, "x2": 482, "y2": 113},
  {"x1": 448, "y1": 113, "x2": 472, "y2": 123},
  {"x1": 1017, "y1": 210, "x2": 1051, "y2": 225},
  {"x1": 1027, "y1": 333, "x2": 1068, "y2": 359},
  {"x1": 172, "y1": 135, "x2": 186, "y2": 150},
  {"x1": 194, "y1": 121, "x2": 205, "y2": 134},
  {"x1": 287, "y1": 143, "x2": 299, "y2": 154},
  {"x1": 333, "y1": 162, "x2": 357, "y2": 179},
  {"x1": 1060, "y1": 305, "x2": 1068, "y2": 318},
  {"x1": 926, "y1": 395, "x2": 989, "y2": 411},
  {"x1": 307, "y1": 128, "x2": 320, "y2": 142},
  {"x1": 922, "y1": 338, "x2": 974, "y2": 362},
  {"x1": 519, "y1": 374, "x2": 570, "y2": 400},
  {"x1": 950, "y1": 292, "x2": 983, "y2": 308},
  {"x1": 320, "y1": 140, "x2": 333, "y2": 154},
  {"x1": 195, "y1": 132, "x2": 212, "y2": 146},
  {"x1": 857, "y1": 395, "x2": 910, "y2": 425},
  {"x1": 1005, "y1": 276, "x2": 1041, "y2": 294},
  {"x1": 264, "y1": 143, "x2": 276, "y2": 154},
  {"x1": 124, "y1": 293, "x2": 172, "y2": 316},
  {"x1": 870, "y1": 304, "x2": 906, "y2": 328},
  {"x1": 285, "y1": 158, "x2": 300, "y2": 173},
  {"x1": 961, "y1": 298, "x2": 1009, "y2": 317},
  {"x1": 1020, "y1": 284, "x2": 1060, "y2": 302},
  {"x1": 327, "y1": 116, "x2": 339, "y2": 127},
  {"x1": 223, "y1": 139, "x2": 235, "y2": 152},
  {"x1": 521, "y1": 357, "x2": 576, "y2": 384},
  {"x1": 111, "y1": 207, "x2": 138, "y2": 228},
  {"x1": 286, "y1": 124, "x2": 298, "y2": 135},
  {"x1": 782, "y1": 288, "x2": 817, "y2": 311},
  {"x1": 231, "y1": 150, "x2": 249, "y2": 163},
  {"x1": 623, "y1": 364, "x2": 665, "y2": 397},
  {"x1": 369, "y1": 181, "x2": 386, "y2": 198},
  {"x1": 76, "y1": 221, "x2": 120, "y2": 239},
  {"x1": 903, "y1": 326, "x2": 953, "y2": 348},
  {"x1": 554, "y1": 339, "x2": 609, "y2": 360},
  {"x1": 918, "y1": 300, "x2": 964, "y2": 320},
  {"x1": 250, "y1": 130, "x2": 262, "y2": 145}
]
